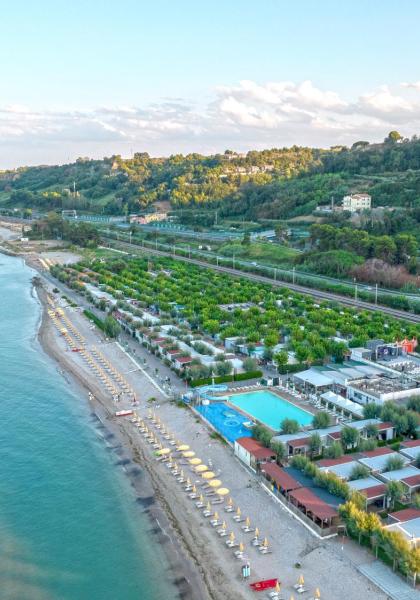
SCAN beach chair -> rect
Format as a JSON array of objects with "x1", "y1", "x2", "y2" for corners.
[
  {"x1": 226, "y1": 539, "x2": 238, "y2": 548},
  {"x1": 241, "y1": 525, "x2": 255, "y2": 533},
  {"x1": 224, "y1": 505, "x2": 234, "y2": 513},
  {"x1": 203, "y1": 508, "x2": 213, "y2": 518},
  {"x1": 296, "y1": 586, "x2": 308, "y2": 594}
]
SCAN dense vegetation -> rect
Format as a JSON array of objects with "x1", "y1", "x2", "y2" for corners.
[{"x1": 50, "y1": 255, "x2": 420, "y2": 370}]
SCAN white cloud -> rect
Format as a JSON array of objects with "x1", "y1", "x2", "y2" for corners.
[{"x1": 1, "y1": 80, "x2": 420, "y2": 167}]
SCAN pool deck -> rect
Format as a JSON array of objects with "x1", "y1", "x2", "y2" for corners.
[{"x1": 224, "y1": 386, "x2": 319, "y2": 432}]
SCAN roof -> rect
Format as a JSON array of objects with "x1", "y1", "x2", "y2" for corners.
[
  {"x1": 401, "y1": 439, "x2": 420, "y2": 449},
  {"x1": 175, "y1": 356, "x2": 193, "y2": 364},
  {"x1": 400, "y1": 446, "x2": 420, "y2": 461},
  {"x1": 293, "y1": 369, "x2": 333, "y2": 388},
  {"x1": 359, "y1": 452, "x2": 409, "y2": 473},
  {"x1": 235, "y1": 437, "x2": 276, "y2": 459},
  {"x1": 289, "y1": 487, "x2": 339, "y2": 521},
  {"x1": 261, "y1": 464, "x2": 302, "y2": 491},
  {"x1": 360, "y1": 447, "x2": 394, "y2": 458},
  {"x1": 272, "y1": 419, "x2": 382, "y2": 446},
  {"x1": 320, "y1": 460, "x2": 360, "y2": 481},
  {"x1": 289, "y1": 437, "x2": 311, "y2": 448},
  {"x1": 380, "y1": 466, "x2": 420, "y2": 487},
  {"x1": 327, "y1": 431, "x2": 342, "y2": 440},
  {"x1": 320, "y1": 391, "x2": 364, "y2": 417},
  {"x1": 389, "y1": 508, "x2": 420, "y2": 523},
  {"x1": 377, "y1": 422, "x2": 394, "y2": 431},
  {"x1": 317, "y1": 456, "x2": 355, "y2": 468},
  {"x1": 385, "y1": 517, "x2": 420, "y2": 542},
  {"x1": 347, "y1": 477, "x2": 386, "y2": 499}
]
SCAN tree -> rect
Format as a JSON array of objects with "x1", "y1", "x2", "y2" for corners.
[
  {"x1": 349, "y1": 464, "x2": 370, "y2": 481},
  {"x1": 308, "y1": 432, "x2": 322, "y2": 457},
  {"x1": 274, "y1": 350, "x2": 288, "y2": 368},
  {"x1": 103, "y1": 315, "x2": 121, "y2": 338},
  {"x1": 214, "y1": 360, "x2": 232, "y2": 377},
  {"x1": 340, "y1": 426, "x2": 359, "y2": 449},
  {"x1": 312, "y1": 412, "x2": 331, "y2": 429},
  {"x1": 385, "y1": 130, "x2": 403, "y2": 143},
  {"x1": 280, "y1": 418, "x2": 300, "y2": 434},
  {"x1": 386, "y1": 480, "x2": 405, "y2": 508},
  {"x1": 324, "y1": 441, "x2": 343, "y2": 458},
  {"x1": 385, "y1": 455, "x2": 404, "y2": 472},
  {"x1": 242, "y1": 357, "x2": 258, "y2": 372},
  {"x1": 270, "y1": 440, "x2": 286, "y2": 462},
  {"x1": 252, "y1": 424, "x2": 272, "y2": 447},
  {"x1": 242, "y1": 231, "x2": 251, "y2": 246},
  {"x1": 365, "y1": 423, "x2": 379, "y2": 439},
  {"x1": 363, "y1": 403, "x2": 382, "y2": 419},
  {"x1": 264, "y1": 332, "x2": 278, "y2": 348}
]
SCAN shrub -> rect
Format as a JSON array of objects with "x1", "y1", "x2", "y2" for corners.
[
  {"x1": 281, "y1": 418, "x2": 300, "y2": 434},
  {"x1": 385, "y1": 455, "x2": 404, "y2": 472},
  {"x1": 349, "y1": 464, "x2": 370, "y2": 481},
  {"x1": 312, "y1": 412, "x2": 331, "y2": 429}
]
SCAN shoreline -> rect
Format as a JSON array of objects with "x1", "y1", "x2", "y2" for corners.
[{"x1": 35, "y1": 283, "x2": 214, "y2": 600}]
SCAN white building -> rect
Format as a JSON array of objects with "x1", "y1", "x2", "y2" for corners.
[{"x1": 342, "y1": 193, "x2": 371, "y2": 212}]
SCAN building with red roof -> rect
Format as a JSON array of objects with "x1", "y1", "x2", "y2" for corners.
[
  {"x1": 234, "y1": 437, "x2": 276, "y2": 471},
  {"x1": 388, "y1": 508, "x2": 420, "y2": 524}
]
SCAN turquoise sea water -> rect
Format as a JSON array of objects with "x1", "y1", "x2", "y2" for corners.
[
  {"x1": 228, "y1": 390, "x2": 313, "y2": 430},
  {"x1": 0, "y1": 255, "x2": 177, "y2": 600}
]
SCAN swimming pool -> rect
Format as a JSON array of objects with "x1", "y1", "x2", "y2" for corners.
[
  {"x1": 196, "y1": 403, "x2": 252, "y2": 443},
  {"x1": 228, "y1": 390, "x2": 313, "y2": 430}
]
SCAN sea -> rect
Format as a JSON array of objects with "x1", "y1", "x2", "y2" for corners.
[{"x1": 0, "y1": 254, "x2": 178, "y2": 600}]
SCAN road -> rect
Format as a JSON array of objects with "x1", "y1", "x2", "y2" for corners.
[{"x1": 103, "y1": 237, "x2": 420, "y2": 325}]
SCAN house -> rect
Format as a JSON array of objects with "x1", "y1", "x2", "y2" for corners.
[
  {"x1": 234, "y1": 437, "x2": 276, "y2": 471},
  {"x1": 384, "y1": 517, "x2": 420, "y2": 548},
  {"x1": 388, "y1": 508, "x2": 420, "y2": 524},
  {"x1": 173, "y1": 356, "x2": 193, "y2": 371},
  {"x1": 347, "y1": 477, "x2": 387, "y2": 509},
  {"x1": 399, "y1": 439, "x2": 420, "y2": 462},
  {"x1": 293, "y1": 369, "x2": 334, "y2": 394},
  {"x1": 342, "y1": 193, "x2": 371, "y2": 212},
  {"x1": 358, "y1": 450, "x2": 410, "y2": 474},
  {"x1": 379, "y1": 466, "x2": 420, "y2": 498}
]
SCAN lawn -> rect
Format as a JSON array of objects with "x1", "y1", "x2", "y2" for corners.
[{"x1": 218, "y1": 241, "x2": 299, "y2": 266}]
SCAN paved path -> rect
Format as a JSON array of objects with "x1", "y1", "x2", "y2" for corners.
[{"x1": 358, "y1": 562, "x2": 420, "y2": 599}]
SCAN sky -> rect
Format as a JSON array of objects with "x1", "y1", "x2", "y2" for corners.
[{"x1": 1, "y1": 0, "x2": 420, "y2": 168}]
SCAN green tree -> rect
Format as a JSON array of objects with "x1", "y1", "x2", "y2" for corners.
[
  {"x1": 385, "y1": 130, "x2": 403, "y2": 143},
  {"x1": 270, "y1": 440, "x2": 286, "y2": 462},
  {"x1": 242, "y1": 357, "x2": 258, "y2": 372},
  {"x1": 324, "y1": 441, "x2": 343, "y2": 458},
  {"x1": 349, "y1": 464, "x2": 370, "y2": 481},
  {"x1": 386, "y1": 480, "x2": 405, "y2": 508},
  {"x1": 280, "y1": 418, "x2": 300, "y2": 434},
  {"x1": 274, "y1": 350, "x2": 288, "y2": 368},
  {"x1": 312, "y1": 412, "x2": 331, "y2": 429},
  {"x1": 103, "y1": 315, "x2": 121, "y2": 338},
  {"x1": 385, "y1": 455, "x2": 404, "y2": 472},
  {"x1": 308, "y1": 432, "x2": 322, "y2": 457},
  {"x1": 214, "y1": 360, "x2": 232, "y2": 377},
  {"x1": 340, "y1": 426, "x2": 359, "y2": 449},
  {"x1": 363, "y1": 403, "x2": 382, "y2": 419}
]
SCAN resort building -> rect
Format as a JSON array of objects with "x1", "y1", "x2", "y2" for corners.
[
  {"x1": 346, "y1": 373, "x2": 419, "y2": 405},
  {"x1": 234, "y1": 437, "x2": 276, "y2": 471},
  {"x1": 399, "y1": 439, "x2": 420, "y2": 462},
  {"x1": 342, "y1": 193, "x2": 371, "y2": 212},
  {"x1": 384, "y1": 517, "x2": 420, "y2": 548}
]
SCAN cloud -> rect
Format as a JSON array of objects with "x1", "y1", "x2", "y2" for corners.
[{"x1": 1, "y1": 80, "x2": 420, "y2": 167}]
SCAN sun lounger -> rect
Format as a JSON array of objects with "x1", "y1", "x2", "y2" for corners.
[
  {"x1": 251, "y1": 538, "x2": 261, "y2": 546},
  {"x1": 203, "y1": 509, "x2": 213, "y2": 518},
  {"x1": 226, "y1": 540, "x2": 239, "y2": 548},
  {"x1": 233, "y1": 515, "x2": 244, "y2": 523},
  {"x1": 234, "y1": 551, "x2": 244, "y2": 560},
  {"x1": 210, "y1": 519, "x2": 221, "y2": 527},
  {"x1": 224, "y1": 506, "x2": 234, "y2": 513},
  {"x1": 259, "y1": 547, "x2": 272, "y2": 555},
  {"x1": 188, "y1": 492, "x2": 199, "y2": 499},
  {"x1": 241, "y1": 526, "x2": 255, "y2": 533},
  {"x1": 195, "y1": 501, "x2": 205, "y2": 509},
  {"x1": 211, "y1": 498, "x2": 224, "y2": 504},
  {"x1": 296, "y1": 587, "x2": 308, "y2": 594}
]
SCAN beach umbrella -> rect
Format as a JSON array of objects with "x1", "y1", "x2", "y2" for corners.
[
  {"x1": 202, "y1": 471, "x2": 215, "y2": 480},
  {"x1": 239, "y1": 542, "x2": 244, "y2": 553},
  {"x1": 227, "y1": 497, "x2": 233, "y2": 507},
  {"x1": 245, "y1": 517, "x2": 250, "y2": 528},
  {"x1": 206, "y1": 502, "x2": 211, "y2": 511},
  {"x1": 177, "y1": 444, "x2": 189, "y2": 451},
  {"x1": 191, "y1": 485, "x2": 197, "y2": 494},
  {"x1": 157, "y1": 448, "x2": 171, "y2": 455},
  {"x1": 290, "y1": 596, "x2": 295, "y2": 600},
  {"x1": 275, "y1": 581, "x2": 281, "y2": 593},
  {"x1": 213, "y1": 511, "x2": 219, "y2": 521},
  {"x1": 229, "y1": 532, "x2": 235, "y2": 543},
  {"x1": 235, "y1": 507, "x2": 241, "y2": 517},
  {"x1": 262, "y1": 537, "x2": 269, "y2": 548},
  {"x1": 189, "y1": 457, "x2": 201, "y2": 465},
  {"x1": 255, "y1": 527, "x2": 260, "y2": 538},
  {"x1": 221, "y1": 521, "x2": 226, "y2": 530},
  {"x1": 183, "y1": 451, "x2": 195, "y2": 458},
  {"x1": 198, "y1": 494, "x2": 204, "y2": 503},
  {"x1": 208, "y1": 479, "x2": 222, "y2": 488},
  {"x1": 195, "y1": 465, "x2": 208, "y2": 473},
  {"x1": 186, "y1": 478, "x2": 191, "y2": 487},
  {"x1": 216, "y1": 488, "x2": 229, "y2": 496},
  {"x1": 314, "y1": 589, "x2": 321, "y2": 599},
  {"x1": 298, "y1": 575, "x2": 304, "y2": 586}
]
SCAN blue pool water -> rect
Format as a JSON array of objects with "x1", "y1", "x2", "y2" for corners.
[
  {"x1": 196, "y1": 403, "x2": 252, "y2": 443},
  {"x1": 228, "y1": 390, "x2": 313, "y2": 430}
]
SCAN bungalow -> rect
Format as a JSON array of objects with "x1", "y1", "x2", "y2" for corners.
[
  {"x1": 399, "y1": 439, "x2": 420, "y2": 463},
  {"x1": 173, "y1": 356, "x2": 193, "y2": 371},
  {"x1": 358, "y1": 450, "x2": 410, "y2": 475},
  {"x1": 388, "y1": 508, "x2": 420, "y2": 524},
  {"x1": 380, "y1": 466, "x2": 420, "y2": 499},
  {"x1": 384, "y1": 517, "x2": 420, "y2": 548},
  {"x1": 347, "y1": 477, "x2": 387, "y2": 509},
  {"x1": 234, "y1": 437, "x2": 276, "y2": 471}
]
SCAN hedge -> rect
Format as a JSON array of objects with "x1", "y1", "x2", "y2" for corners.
[
  {"x1": 83, "y1": 309, "x2": 105, "y2": 332},
  {"x1": 189, "y1": 370, "x2": 263, "y2": 388}
]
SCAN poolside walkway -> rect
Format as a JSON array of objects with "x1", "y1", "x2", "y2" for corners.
[{"x1": 358, "y1": 562, "x2": 420, "y2": 600}]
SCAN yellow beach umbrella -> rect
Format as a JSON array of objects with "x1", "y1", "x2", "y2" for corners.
[
  {"x1": 274, "y1": 581, "x2": 281, "y2": 593},
  {"x1": 208, "y1": 479, "x2": 222, "y2": 488},
  {"x1": 157, "y1": 448, "x2": 171, "y2": 455},
  {"x1": 213, "y1": 511, "x2": 219, "y2": 521},
  {"x1": 262, "y1": 537, "x2": 269, "y2": 548},
  {"x1": 195, "y1": 464, "x2": 208, "y2": 473},
  {"x1": 236, "y1": 507, "x2": 241, "y2": 517},
  {"x1": 255, "y1": 527, "x2": 260, "y2": 538},
  {"x1": 216, "y1": 488, "x2": 229, "y2": 496},
  {"x1": 298, "y1": 575, "x2": 304, "y2": 586},
  {"x1": 186, "y1": 478, "x2": 191, "y2": 487},
  {"x1": 177, "y1": 444, "x2": 189, "y2": 451},
  {"x1": 245, "y1": 517, "x2": 250, "y2": 527},
  {"x1": 189, "y1": 457, "x2": 201, "y2": 465},
  {"x1": 206, "y1": 502, "x2": 211, "y2": 511},
  {"x1": 183, "y1": 451, "x2": 195, "y2": 458},
  {"x1": 239, "y1": 542, "x2": 244, "y2": 553},
  {"x1": 202, "y1": 471, "x2": 215, "y2": 480},
  {"x1": 314, "y1": 589, "x2": 321, "y2": 599},
  {"x1": 290, "y1": 596, "x2": 295, "y2": 600},
  {"x1": 198, "y1": 494, "x2": 204, "y2": 503},
  {"x1": 227, "y1": 497, "x2": 233, "y2": 507},
  {"x1": 229, "y1": 532, "x2": 235, "y2": 542},
  {"x1": 191, "y1": 485, "x2": 197, "y2": 494},
  {"x1": 221, "y1": 521, "x2": 226, "y2": 530}
]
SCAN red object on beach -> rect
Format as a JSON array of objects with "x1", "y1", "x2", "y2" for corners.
[
  {"x1": 71, "y1": 348, "x2": 81, "y2": 352},
  {"x1": 115, "y1": 410, "x2": 134, "y2": 417},
  {"x1": 249, "y1": 578, "x2": 278, "y2": 591}
]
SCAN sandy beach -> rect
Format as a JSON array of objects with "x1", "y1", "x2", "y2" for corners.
[{"x1": 31, "y1": 272, "x2": 389, "y2": 600}]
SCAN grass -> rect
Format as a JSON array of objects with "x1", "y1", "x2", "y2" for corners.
[
  {"x1": 218, "y1": 241, "x2": 299, "y2": 266},
  {"x1": 209, "y1": 431, "x2": 228, "y2": 445}
]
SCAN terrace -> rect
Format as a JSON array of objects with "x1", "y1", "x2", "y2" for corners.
[{"x1": 347, "y1": 373, "x2": 419, "y2": 404}]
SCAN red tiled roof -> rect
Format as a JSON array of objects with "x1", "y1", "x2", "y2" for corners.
[
  {"x1": 327, "y1": 431, "x2": 342, "y2": 440},
  {"x1": 361, "y1": 447, "x2": 393, "y2": 458},
  {"x1": 402, "y1": 475, "x2": 420, "y2": 489},
  {"x1": 401, "y1": 439, "x2": 420, "y2": 449},
  {"x1": 289, "y1": 487, "x2": 339, "y2": 521},
  {"x1": 261, "y1": 464, "x2": 302, "y2": 491},
  {"x1": 317, "y1": 456, "x2": 355, "y2": 468},
  {"x1": 360, "y1": 484, "x2": 386, "y2": 499},
  {"x1": 236, "y1": 437, "x2": 275, "y2": 459},
  {"x1": 389, "y1": 508, "x2": 420, "y2": 523},
  {"x1": 289, "y1": 437, "x2": 311, "y2": 448},
  {"x1": 175, "y1": 356, "x2": 193, "y2": 364},
  {"x1": 377, "y1": 421, "x2": 394, "y2": 431}
]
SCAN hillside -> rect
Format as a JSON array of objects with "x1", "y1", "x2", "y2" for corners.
[{"x1": 1, "y1": 133, "x2": 420, "y2": 223}]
